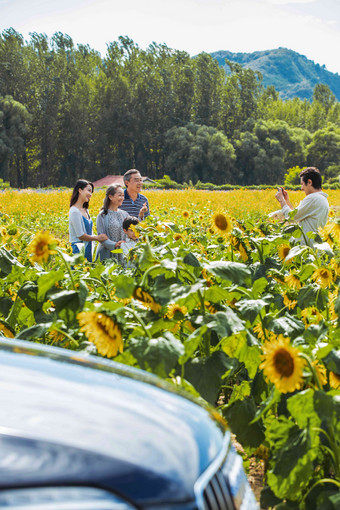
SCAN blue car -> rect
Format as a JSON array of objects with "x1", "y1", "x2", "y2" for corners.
[{"x1": 0, "y1": 338, "x2": 258, "y2": 510}]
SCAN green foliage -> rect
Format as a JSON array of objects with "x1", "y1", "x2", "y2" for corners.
[
  {"x1": 0, "y1": 178, "x2": 10, "y2": 188},
  {"x1": 284, "y1": 166, "x2": 304, "y2": 186},
  {"x1": 2, "y1": 196, "x2": 340, "y2": 506},
  {"x1": 164, "y1": 123, "x2": 236, "y2": 185},
  {"x1": 1, "y1": 29, "x2": 339, "y2": 188}
]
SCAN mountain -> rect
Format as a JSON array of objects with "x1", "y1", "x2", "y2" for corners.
[{"x1": 210, "y1": 47, "x2": 340, "y2": 101}]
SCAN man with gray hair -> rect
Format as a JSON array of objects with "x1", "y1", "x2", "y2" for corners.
[{"x1": 120, "y1": 169, "x2": 150, "y2": 220}]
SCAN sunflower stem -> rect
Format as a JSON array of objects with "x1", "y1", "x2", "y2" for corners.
[
  {"x1": 84, "y1": 276, "x2": 111, "y2": 300},
  {"x1": 140, "y1": 264, "x2": 161, "y2": 287},
  {"x1": 299, "y1": 352, "x2": 323, "y2": 390},
  {"x1": 57, "y1": 249, "x2": 76, "y2": 290},
  {"x1": 181, "y1": 363, "x2": 185, "y2": 387},
  {"x1": 252, "y1": 240, "x2": 264, "y2": 264},
  {"x1": 259, "y1": 315, "x2": 268, "y2": 340},
  {"x1": 125, "y1": 306, "x2": 151, "y2": 338},
  {"x1": 197, "y1": 289, "x2": 210, "y2": 357},
  {"x1": 6, "y1": 295, "x2": 21, "y2": 329},
  {"x1": 301, "y1": 478, "x2": 340, "y2": 505},
  {"x1": 50, "y1": 326, "x2": 79, "y2": 348}
]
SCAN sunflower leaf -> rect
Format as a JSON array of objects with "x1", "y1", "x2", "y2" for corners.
[
  {"x1": 202, "y1": 309, "x2": 246, "y2": 338},
  {"x1": 185, "y1": 351, "x2": 238, "y2": 404},
  {"x1": 203, "y1": 261, "x2": 251, "y2": 285},
  {"x1": 223, "y1": 397, "x2": 265, "y2": 449},
  {"x1": 269, "y1": 315, "x2": 305, "y2": 338},
  {"x1": 129, "y1": 332, "x2": 184, "y2": 378},
  {"x1": 138, "y1": 242, "x2": 159, "y2": 271},
  {"x1": 321, "y1": 349, "x2": 340, "y2": 374},
  {"x1": 37, "y1": 270, "x2": 65, "y2": 301},
  {"x1": 265, "y1": 416, "x2": 315, "y2": 501},
  {"x1": 18, "y1": 281, "x2": 42, "y2": 312},
  {"x1": 17, "y1": 322, "x2": 53, "y2": 340},
  {"x1": 111, "y1": 274, "x2": 135, "y2": 299},
  {"x1": 236, "y1": 298, "x2": 269, "y2": 324}
]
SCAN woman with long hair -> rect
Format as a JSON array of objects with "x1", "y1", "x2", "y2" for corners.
[
  {"x1": 69, "y1": 179, "x2": 107, "y2": 262},
  {"x1": 96, "y1": 184, "x2": 129, "y2": 263}
]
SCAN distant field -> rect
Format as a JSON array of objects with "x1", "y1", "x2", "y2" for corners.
[{"x1": 2, "y1": 188, "x2": 339, "y2": 225}]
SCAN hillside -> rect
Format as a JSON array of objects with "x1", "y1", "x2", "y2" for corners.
[{"x1": 210, "y1": 47, "x2": 340, "y2": 101}]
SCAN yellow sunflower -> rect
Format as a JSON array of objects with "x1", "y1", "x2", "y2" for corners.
[
  {"x1": 253, "y1": 322, "x2": 268, "y2": 340},
  {"x1": 182, "y1": 210, "x2": 190, "y2": 219},
  {"x1": 133, "y1": 287, "x2": 161, "y2": 314},
  {"x1": 77, "y1": 311, "x2": 123, "y2": 358},
  {"x1": 201, "y1": 268, "x2": 214, "y2": 286},
  {"x1": 284, "y1": 273, "x2": 301, "y2": 290},
  {"x1": 231, "y1": 236, "x2": 248, "y2": 262},
  {"x1": 0, "y1": 226, "x2": 9, "y2": 244},
  {"x1": 0, "y1": 322, "x2": 14, "y2": 338},
  {"x1": 27, "y1": 231, "x2": 58, "y2": 264},
  {"x1": 260, "y1": 335, "x2": 305, "y2": 393},
  {"x1": 324, "y1": 222, "x2": 340, "y2": 242},
  {"x1": 49, "y1": 329, "x2": 65, "y2": 344},
  {"x1": 205, "y1": 301, "x2": 218, "y2": 314},
  {"x1": 312, "y1": 267, "x2": 334, "y2": 288},
  {"x1": 312, "y1": 360, "x2": 327, "y2": 387},
  {"x1": 283, "y1": 292, "x2": 297, "y2": 310},
  {"x1": 329, "y1": 371, "x2": 340, "y2": 390},
  {"x1": 173, "y1": 233, "x2": 184, "y2": 241},
  {"x1": 211, "y1": 212, "x2": 233, "y2": 236},
  {"x1": 300, "y1": 306, "x2": 323, "y2": 327},
  {"x1": 183, "y1": 320, "x2": 196, "y2": 333},
  {"x1": 166, "y1": 303, "x2": 188, "y2": 319},
  {"x1": 319, "y1": 227, "x2": 334, "y2": 247},
  {"x1": 330, "y1": 258, "x2": 340, "y2": 277},
  {"x1": 278, "y1": 244, "x2": 291, "y2": 261},
  {"x1": 328, "y1": 290, "x2": 338, "y2": 321},
  {"x1": 238, "y1": 243, "x2": 248, "y2": 262},
  {"x1": 129, "y1": 224, "x2": 139, "y2": 238}
]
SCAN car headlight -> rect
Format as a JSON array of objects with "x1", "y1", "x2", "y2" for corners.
[
  {"x1": 0, "y1": 486, "x2": 137, "y2": 510},
  {"x1": 222, "y1": 445, "x2": 258, "y2": 510}
]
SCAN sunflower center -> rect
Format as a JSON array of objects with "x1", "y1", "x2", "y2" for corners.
[
  {"x1": 36, "y1": 242, "x2": 47, "y2": 254},
  {"x1": 214, "y1": 214, "x2": 228, "y2": 231},
  {"x1": 320, "y1": 270, "x2": 329, "y2": 279},
  {"x1": 273, "y1": 348, "x2": 294, "y2": 377}
]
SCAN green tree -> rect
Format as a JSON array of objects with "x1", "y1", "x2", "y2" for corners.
[
  {"x1": 313, "y1": 84, "x2": 335, "y2": 112},
  {"x1": 284, "y1": 165, "x2": 304, "y2": 186},
  {"x1": 193, "y1": 53, "x2": 224, "y2": 128},
  {"x1": 0, "y1": 95, "x2": 29, "y2": 186},
  {"x1": 306, "y1": 125, "x2": 340, "y2": 171},
  {"x1": 164, "y1": 123, "x2": 235, "y2": 184},
  {"x1": 220, "y1": 61, "x2": 262, "y2": 137}
]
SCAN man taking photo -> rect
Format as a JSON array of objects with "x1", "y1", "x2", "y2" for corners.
[{"x1": 275, "y1": 167, "x2": 329, "y2": 246}]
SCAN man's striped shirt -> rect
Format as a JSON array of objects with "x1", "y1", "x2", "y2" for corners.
[{"x1": 120, "y1": 189, "x2": 150, "y2": 219}]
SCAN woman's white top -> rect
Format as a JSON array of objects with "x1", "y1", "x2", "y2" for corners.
[{"x1": 69, "y1": 206, "x2": 91, "y2": 243}]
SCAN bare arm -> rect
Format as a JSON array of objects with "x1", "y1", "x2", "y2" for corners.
[{"x1": 78, "y1": 233, "x2": 108, "y2": 242}]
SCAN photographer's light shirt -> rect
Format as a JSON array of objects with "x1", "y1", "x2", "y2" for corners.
[{"x1": 281, "y1": 191, "x2": 329, "y2": 242}]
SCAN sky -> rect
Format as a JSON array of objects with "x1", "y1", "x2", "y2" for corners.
[{"x1": 1, "y1": 0, "x2": 340, "y2": 74}]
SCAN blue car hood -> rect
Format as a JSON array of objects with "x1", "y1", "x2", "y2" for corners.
[{"x1": 0, "y1": 339, "x2": 227, "y2": 505}]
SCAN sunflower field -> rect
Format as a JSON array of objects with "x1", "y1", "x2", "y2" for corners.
[{"x1": 1, "y1": 187, "x2": 340, "y2": 509}]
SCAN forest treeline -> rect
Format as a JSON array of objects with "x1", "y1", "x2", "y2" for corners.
[{"x1": 0, "y1": 28, "x2": 340, "y2": 188}]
